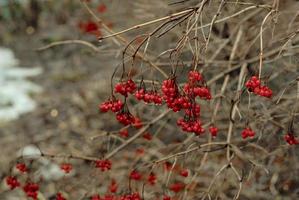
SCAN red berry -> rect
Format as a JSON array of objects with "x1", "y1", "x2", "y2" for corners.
[
  {"x1": 109, "y1": 179, "x2": 118, "y2": 193},
  {"x1": 60, "y1": 163, "x2": 73, "y2": 174},
  {"x1": 136, "y1": 148, "x2": 145, "y2": 155},
  {"x1": 284, "y1": 133, "x2": 299, "y2": 145},
  {"x1": 143, "y1": 132, "x2": 152, "y2": 140},
  {"x1": 179, "y1": 169, "x2": 189, "y2": 177},
  {"x1": 129, "y1": 170, "x2": 142, "y2": 181},
  {"x1": 119, "y1": 129, "x2": 129, "y2": 138},
  {"x1": 132, "y1": 117, "x2": 143, "y2": 129},
  {"x1": 209, "y1": 126, "x2": 218, "y2": 137},
  {"x1": 97, "y1": 3, "x2": 107, "y2": 13},
  {"x1": 90, "y1": 195, "x2": 101, "y2": 200},
  {"x1": 169, "y1": 182, "x2": 185, "y2": 193},
  {"x1": 164, "y1": 162, "x2": 173, "y2": 171},
  {"x1": 163, "y1": 196, "x2": 172, "y2": 200},
  {"x1": 147, "y1": 172, "x2": 157, "y2": 185},
  {"x1": 56, "y1": 192, "x2": 66, "y2": 200}
]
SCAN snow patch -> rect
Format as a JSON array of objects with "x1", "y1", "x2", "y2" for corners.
[{"x1": 0, "y1": 47, "x2": 42, "y2": 122}]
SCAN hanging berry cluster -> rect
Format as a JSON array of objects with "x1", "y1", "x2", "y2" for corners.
[
  {"x1": 241, "y1": 127, "x2": 256, "y2": 139},
  {"x1": 100, "y1": 71, "x2": 212, "y2": 136},
  {"x1": 16, "y1": 162, "x2": 28, "y2": 173},
  {"x1": 100, "y1": 98, "x2": 123, "y2": 113},
  {"x1": 134, "y1": 88, "x2": 162, "y2": 105},
  {"x1": 284, "y1": 133, "x2": 299, "y2": 145},
  {"x1": 23, "y1": 182, "x2": 39, "y2": 200},
  {"x1": 95, "y1": 159, "x2": 112, "y2": 172},
  {"x1": 245, "y1": 76, "x2": 272, "y2": 98},
  {"x1": 6, "y1": 176, "x2": 20, "y2": 190},
  {"x1": 114, "y1": 79, "x2": 137, "y2": 97},
  {"x1": 168, "y1": 71, "x2": 211, "y2": 135},
  {"x1": 5, "y1": 163, "x2": 39, "y2": 200}
]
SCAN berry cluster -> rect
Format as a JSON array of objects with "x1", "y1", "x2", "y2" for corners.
[
  {"x1": 184, "y1": 71, "x2": 212, "y2": 100},
  {"x1": 183, "y1": 85, "x2": 212, "y2": 100},
  {"x1": 129, "y1": 170, "x2": 142, "y2": 181},
  {"x1": 245, "y1": 76, "x2": 272, "y2": 98},
  {"x1": 116, "y1": 112, "x2": 135, "y2": 125},
  {"x1": 95, "y1": 159, "x2": 112, "y2": 172},
  {"x1": 99, "y1": 79, "x2": 140, "y2": 128},
  {"x1": 23, "y1": 182, "x2": 39, "y2": 200},
  {"x1": 114, "y1": 79, "x2": 137, "y2": 97},
  {"x1": 134, "y1": 89, "x2": 162, "y2": 105},
  {"x1": 162, "y1": 79, "x2": 179, "y2": 101},
  {"x1": 100, "y1": 99, "x2": 123, "y2": 113},
  {"x1": 100, "y1": 71, "x2": 212, "y2": 136},
  {"x1": 188, "y1": 71, "x2": 203, "y2": 83},
  {"x1": 177, "y1": 118, "x2": 204, "y2": 135},
  {"x1": 162, "y1": 79, "x2": 200, "y2": 113},
  {"x1": 284, "y1": 133, "x2": 299, "y2": 145},
  {"x1": 184, "y1": 104, "x2": 200, "y2": 118},
  {"x1": 120, "y1": 193, "x2": 141, "y2": 200},
  {"x1": 16, "y1": 163, "x2": 28, "y2": 173},
  {"x1": 241, "y1": 127, "x2": 255, "y2": 139},
  {"x1": 6, "y1": 176, "x2": 20, "y2": 190}
]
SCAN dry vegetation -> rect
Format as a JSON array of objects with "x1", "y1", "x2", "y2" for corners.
[{"x1": 0, "y1": 0, "x2": 299, "y2": 199}]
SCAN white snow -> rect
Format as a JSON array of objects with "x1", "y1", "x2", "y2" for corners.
[{"x1": 0, "y1": 47, "x2": 42, "y2": 122}]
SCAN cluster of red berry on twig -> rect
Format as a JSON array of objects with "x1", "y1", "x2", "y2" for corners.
[
  {"x1": 100, "y1": 71, "x2": 212, "y2": 136},
  {"x1": 284, "y1": 133, "x2": 299, "y2": 145},
  {"x1": 6, "y1": 176, "x2": 20, "y2": 190},
  {"x1": 241, "y1": 127, "x2": 255, "y2": 139},
  {"x1": 134, "y1": 88, "x2": 162, "y2": 105},
  {"x1": 5, "y1": 163, "x2": 41, "y2": 200},
  {"x1": 115, "y1": 79, "x2": 137, "y2": 97},
  {"x1": 95, "y1": 159, "x2": 112, "y2": 172},
  {"x1": 23, "y1": 182, "x2": 39, "y2": 200},
  {"x1": 245, "y1": 76, "x2": 272, "y2": 98},
  {"x1": 100, "y1": 98, "x2": 123, "y2": 113},
  {"x1": 16, "y1": 162, "x2": 28, "y2": 173}
]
